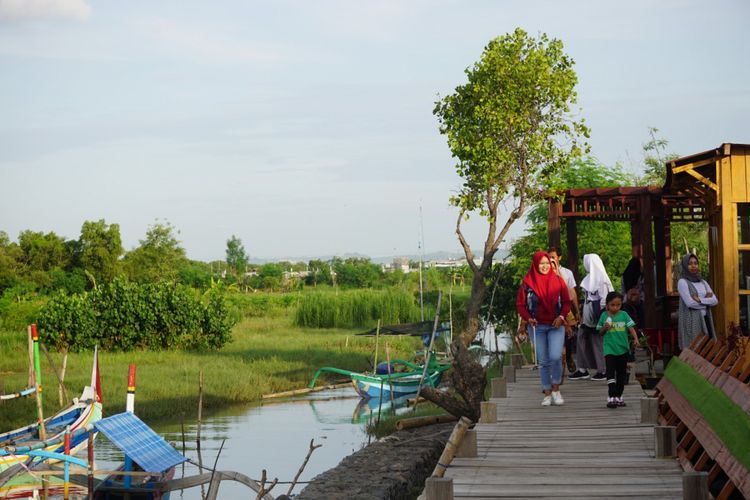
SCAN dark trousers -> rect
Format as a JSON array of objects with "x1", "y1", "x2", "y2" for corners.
[{"x1": 605, "y1": 353, "x2": 628, "y2": 398}]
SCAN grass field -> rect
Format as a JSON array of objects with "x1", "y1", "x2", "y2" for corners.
[{"x1": 0, "y1": 313, "x2": 425, "y2": 430}]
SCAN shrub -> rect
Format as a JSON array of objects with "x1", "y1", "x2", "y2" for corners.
[{"x1": 37, "y1": 277, "x2": 234, "y2": 351}]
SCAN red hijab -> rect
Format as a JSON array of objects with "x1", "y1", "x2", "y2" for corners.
[{"x1": 522, "y1": 251, "x2": 566, "y2": 307}]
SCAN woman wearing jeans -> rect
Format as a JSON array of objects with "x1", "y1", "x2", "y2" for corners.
[{"x1": 516, "y1": 251, "x2": 572, "y2": 406}]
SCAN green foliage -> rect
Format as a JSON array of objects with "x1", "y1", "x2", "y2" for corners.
[
  {"x1": 224, "y1": 291, "x2": 298, "y2": 318},
  {"x1": 305, "y1": 259, "x2": 333, "y2": 287},
  {"x1": 122, "y1": 221, "x2": 188, "y2": 283},
  {"x1": 178, "y1": 260, "x2": 213, "y2": 289},
  {"x1": 507, "y1": 157, "x2": 634, "y2": 283},
  {"x1": 294, "y1": 288, "x2": 420, "y2": 329},
  {"x1": 434, "y1": 28, "x2": 588, "y2": 217},
  {"x1": 0, "y1": 287, "x2": 46, "y2": 331},
  {"x1": 18, "y1": 230, "x2": 69, "y2": 272},
  {"x1": 225, "y1": 235, "x2": 248, "y2": 276},
  {"x1": 332, "y1": 257, "x2": 382, "y2": 288},
  {"x1": 37, "y1": 278, "x2": 234, "y2": 351},
  {"x1": 77, "y1": 219, "x2": 123, "y2": 283}
]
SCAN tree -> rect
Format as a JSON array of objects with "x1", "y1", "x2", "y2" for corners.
[
  {"x1": 305, "y1": 259, "x2": 333, "y2": 287},
  {"x1": 18, "y1": 230, "x2": 69, "y2": 272},
  {"x1": 77, "y1": 219, "x2": 123, "y2": 284},
  {"x1": 434, "y1": 29, "x2": 589, "y2": 347},
  {"x1": 427, "y1": 29, "x2": 588, "y2": 421},
  {"x1": 225, "y1": 235, "x2": 248, "y2": 278},
  {"x1": 122, "y1": 221, "x2": 187, "y2": 283}
]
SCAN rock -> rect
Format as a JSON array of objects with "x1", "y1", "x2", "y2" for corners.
[{"x1": 296, "y1": 422, "x2": 453, "y2": 500}]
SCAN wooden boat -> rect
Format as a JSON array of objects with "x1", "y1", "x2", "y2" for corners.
[
  {"x1": 0, "y1": 350, "x2": 103, "y2": 473},
  {"x1": 309, "y1": 357, "x2": 450, "y2": 400}
]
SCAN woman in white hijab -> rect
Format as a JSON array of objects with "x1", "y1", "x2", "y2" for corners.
[{"x1": 569, "y1": 254, "x2": 614, "y2": 381}]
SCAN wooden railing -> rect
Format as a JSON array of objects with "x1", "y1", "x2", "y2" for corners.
[{"x1": 655, "y1": 335, "x2": 750, "y2": 499}]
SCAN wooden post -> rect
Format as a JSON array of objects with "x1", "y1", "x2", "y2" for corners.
[
  {"x1": 491, "y1": 378, "x2": 507, "y2": 398},
  {"x1": 548, "y1": 199, "x2": 561, "y2": 250},
  {"x1": 511, "y1": 353, "x2": 524, "y2": 369},
  {"x1": 682, "y1": 471, "x2": 709, "y2": 500},
  {"x1": 431, "y1": 417, "x2": 472, "y2": 477},
  {"x1": 456, "y1": 429, "x2": 477, "y2": 458},
  {"x1": 425, "y1": 477, "x2": 454, "y2": 500},
  {"x1": 479, "y1": 402, "x2": 496, "y2": 423},
  {"x1": 27, "y1": 325, "x2": 34, "y2": 388},
  {"x1": 58, "y1": 349, "x2": 68, "y2": 407},
  {"x1": 126, "y1": 364, "x2": 136, "y2": 413},
  {"x1": 31, "y1": 324, "x2": 46, "y2": 440},
  {"x1": 566, "y1": 219, "x2": 579, "y2": 283},
  {"x1": 503, "y1": 365, "x2": 515, "y2": 383},
  {"x1": 640, "y1": 398, "x2": 659, "y2": 425},
  {"x1": 87, "y1": 431, "x2": 95, "y2": 496},
  {"x1": 197, "y1": 370, "x2": 204, "y2": 450},
  {"x1": 655, "y1": 426, "x2": 677, "y2": 458}
]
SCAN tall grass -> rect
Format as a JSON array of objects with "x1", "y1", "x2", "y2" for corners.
[
  {"x1": 0, "y1": 313, "x2": 423, "y2": 430},
  {"x1": 295, "y1": 288, "x2": 421, "y2": 328}
]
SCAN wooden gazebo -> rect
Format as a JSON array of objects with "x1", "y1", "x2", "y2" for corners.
[{"x1": 548, "y1": 143, "x2": 750, "y2": 339}]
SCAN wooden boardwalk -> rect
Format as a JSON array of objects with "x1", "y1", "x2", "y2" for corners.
[{"x1": 445, "y1": 368, "x2": 685, "y2": 499}]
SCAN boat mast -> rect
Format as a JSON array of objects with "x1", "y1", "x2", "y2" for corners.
[{"x1": 418, "y1": 204, "x2": 425, "y2": 322}]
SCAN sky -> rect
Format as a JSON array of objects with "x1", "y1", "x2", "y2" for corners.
[{"x1": 1, "y1": 0, "x2": 748, "y2": 262}]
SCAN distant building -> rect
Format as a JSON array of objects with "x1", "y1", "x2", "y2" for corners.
[{"x1": 382, "y1": 257, "x2": 411, "y2": 273}]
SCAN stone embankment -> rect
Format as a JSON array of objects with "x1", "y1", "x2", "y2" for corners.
[{"x1": 291, "y1": 422, "x2": 453, "y2": 500}]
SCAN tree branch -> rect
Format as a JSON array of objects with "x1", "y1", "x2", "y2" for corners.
[{"x1": 456, "y1": 210, "x2": 478, "y2": 274}]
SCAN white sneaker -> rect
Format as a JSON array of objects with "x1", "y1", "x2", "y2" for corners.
[
  {"x1": 551, "y1": 391, "x2": 564, "y2": 405},
  {"x1": 541, "y1": 395, "x2": 552, "y2": 406}
]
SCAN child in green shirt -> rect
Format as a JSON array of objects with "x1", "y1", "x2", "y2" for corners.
[{"x1": 597, "y1": 291, "x2": 640, "y2": 408}]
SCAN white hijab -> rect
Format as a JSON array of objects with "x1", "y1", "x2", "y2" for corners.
[{"x1": 580, "y1": 254, "x2": 614, "y2": 300}]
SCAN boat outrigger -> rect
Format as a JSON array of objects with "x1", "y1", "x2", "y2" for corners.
[{"x1": 0, "y1": 347, "x2": 103, "y2": 473}]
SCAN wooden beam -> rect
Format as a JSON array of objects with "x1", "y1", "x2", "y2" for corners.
[
  {"x1": 684, "y1": 168, "x2": 719, "y2": 193},
  {"x1": 671, "y1": 157, "x2": 716, "y2": 173},
  {"x1": 548, "y1": 199, "x2": 561, "y2": 250}
]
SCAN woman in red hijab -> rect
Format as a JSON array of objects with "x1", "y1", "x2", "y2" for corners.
[{"x1": 516, "y1": 251, "x2": 571, "y2": 406}]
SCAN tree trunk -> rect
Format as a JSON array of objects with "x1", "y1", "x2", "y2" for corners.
[
  {"x1": 420, "y1": 340, "x2": 486, "y2": 422},
  {"x1": 459, "y1": 259, "x2": 490, "y2": 346}
]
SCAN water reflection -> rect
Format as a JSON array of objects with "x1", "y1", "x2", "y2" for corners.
[{"x1": 96, "y1": 388, "x2": 373, "y2": 498}]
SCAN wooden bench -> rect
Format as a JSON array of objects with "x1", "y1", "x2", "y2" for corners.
[{"x1": 655, "y1": 335, "x2": 750, "y2": 499}]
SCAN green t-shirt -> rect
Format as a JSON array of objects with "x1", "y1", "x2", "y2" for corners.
[{"x1": 596, "y1": 310, "x2": 635, "y2": 356}]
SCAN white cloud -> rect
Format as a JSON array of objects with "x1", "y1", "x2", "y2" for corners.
[{"x1": 0, "y1": 0, "x2": 90, "y2": 22}]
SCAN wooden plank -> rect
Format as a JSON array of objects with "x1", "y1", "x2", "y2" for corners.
[{"x1": 731, "y1": 149, "x2": 748, "y2": 202}]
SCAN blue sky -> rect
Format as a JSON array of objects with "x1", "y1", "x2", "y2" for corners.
[{"x1": 1, "y1": 0, "x2": 748, "y2": 262}]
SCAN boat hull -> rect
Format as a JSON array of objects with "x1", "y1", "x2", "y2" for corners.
[{"x1": 351, "y1": 370, "x2": 443, "y2": 400}]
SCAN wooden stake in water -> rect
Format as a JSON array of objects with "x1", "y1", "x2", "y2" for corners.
[
  {"x1": 59, "y1": 349, "x2": 68, "y2": 407},
  {"x1": 197, "y1": 370, "x2": 204, "y2": 450},
  {"x1": 385, "y1": 343, "x2": 395, "y2": 413},
  {"x1": 31, "y1": 324, "x2": 47, "y2": 440}
]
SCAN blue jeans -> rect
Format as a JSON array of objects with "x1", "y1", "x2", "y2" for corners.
[{"x1": 528, "y1": 323, "x2": 565, "y2": 391}]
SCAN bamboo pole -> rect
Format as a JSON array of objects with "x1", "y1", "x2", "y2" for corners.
[
  {"x1": 59, "y1": 349, "x2": 68, "y2": 407},
  {"x1": 27, "y1": 326, "x2": 34, "y2": 388},
  {"x1": 431, "y1": 416, "x2": 472, "y2": 478},
  {"x1": 385, "y1": 343, "x2": 395, "y2": 413},
  {"x1": 414, "y1": 291, "x2": 442, "y2": 413},
  {"x1": 395, "y1": 414, "x2": 458, "y2": 431},
  {"x1": 31, "y1": 324, "x2": 47, "y2": 440},
  {"x1": 373, "y1": 319, "x2": 381, "y2": 370},
  {"x1": 261, "y1": 382, "x2": 350, "y2": 400},
  {"x1": 197, "y1": 370, "x2": 204, "y2": 450}
]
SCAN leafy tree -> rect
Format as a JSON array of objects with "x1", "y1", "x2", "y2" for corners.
[
  {"x1": 179, "y1": 260, "x2": 213, "y2": 289},
  {"x1": 332, "y1": 257, "x2": 381, "y2": 288},
  {"x1": 428, "y1": 29, "x2": 588, "y2": 421},
  {"x1": 305, "y1": 259, "x2": 333, "y2": 287},
  {"x1": 225, "y1": 235, "x2": 248, "y2": 277},
  {"x1": 0, "y1": 231, "x2": 23, "y2": 292},
  {"x1": 122, "y1": 221, "x2": 187, "y2": 283},
  {"x1": 77, "y1": 219, "x2": 123, "y2": 284},
  {"x1": 18, "y1": 230, "x2": 69, "y2": 273},
  {"x1": 433, "y1": 28, "x2": 589, "y2": 347}
]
